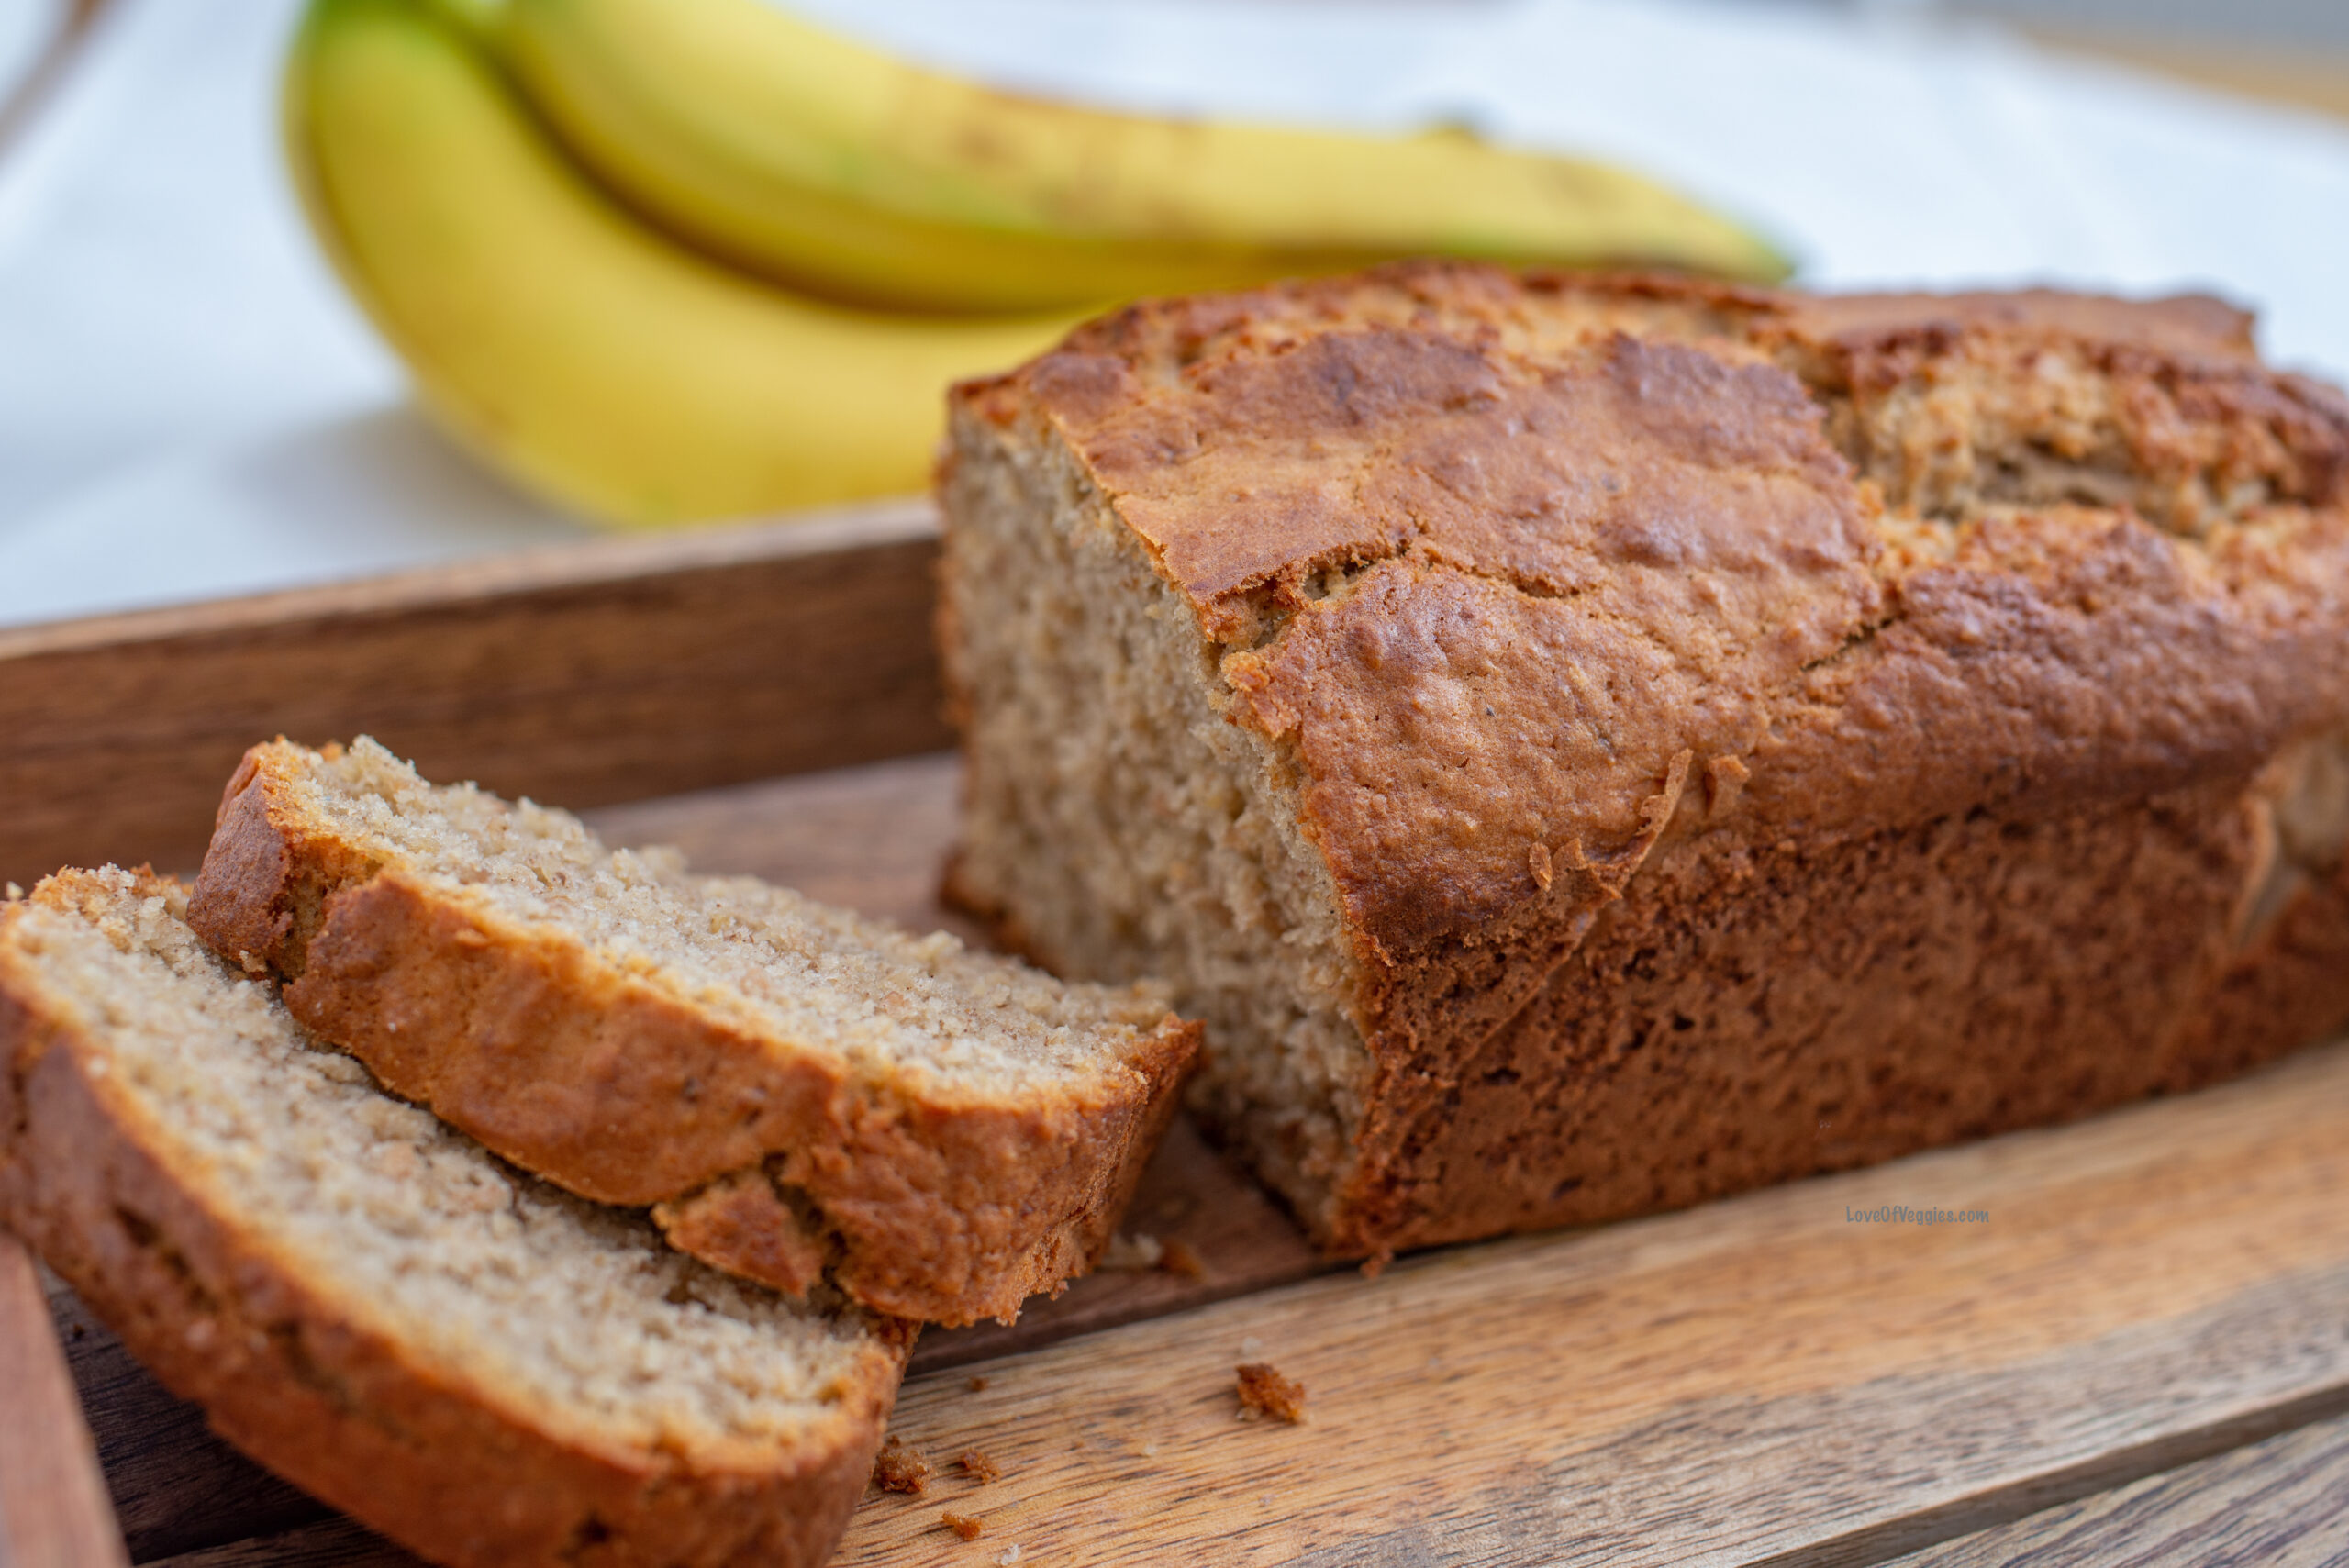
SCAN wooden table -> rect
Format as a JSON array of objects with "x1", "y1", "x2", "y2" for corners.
[{"x1": 2, "y1": 507, "x2": 2347, "y2": 1565}]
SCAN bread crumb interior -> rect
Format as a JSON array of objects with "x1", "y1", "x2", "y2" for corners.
[
  {"x1": 284, "y1": 741, "x2": 1171, "y2": 1095},
  {"x1": 942, "y1": 423, "x2": 1367, "y2": 1229}
]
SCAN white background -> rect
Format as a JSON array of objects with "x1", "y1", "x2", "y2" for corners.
[{"x1": 5, "y1": 0, "x2": 2349, "y2": 628}]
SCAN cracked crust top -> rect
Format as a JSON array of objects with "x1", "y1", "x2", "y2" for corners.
[{"x1": 953, "y1": 262, "x2": 2349, "y2": 958}]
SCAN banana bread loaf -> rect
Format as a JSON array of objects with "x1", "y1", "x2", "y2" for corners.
[
  {"x1": 188, "y1": 739, "x2": 1197, "y2": 1326},
  {"x1": 0, "y1": 869, "x2": 909, "y2": 1568},
  {"x1": 939, "y1": 262, "x2": 2349, "y2": 1258}
]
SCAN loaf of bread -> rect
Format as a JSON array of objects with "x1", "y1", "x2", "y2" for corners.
[
  {"x1": 0, "y1": 868, "x2": 909, "y2": 1568},
  {"x1": 939, "y1": 262, "x2": 2349, "y2": 1258},
  {"x1": 187, "y1": 739, "x2": 1198, "y2": 1326}
]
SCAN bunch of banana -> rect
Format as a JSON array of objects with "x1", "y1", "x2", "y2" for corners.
[
  {"x1": 500, "y1": 0, "x2": 1790, "y2": 314},
  {"x1": 288, "y1": 0, "x2": 1790, "y2": 529}
]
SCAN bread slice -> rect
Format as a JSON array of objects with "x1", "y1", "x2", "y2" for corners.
[
  {"x1": 187, "y1": 739, "x2": 1198, "y2": 1327},
  {"x1": 0, "y1": 868, "x2": 909, "y2": 1568}
]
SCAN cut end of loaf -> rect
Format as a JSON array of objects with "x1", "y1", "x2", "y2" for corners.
[{"x1": 937, "y1": 402, "x2": 1372, "y2": 1239}]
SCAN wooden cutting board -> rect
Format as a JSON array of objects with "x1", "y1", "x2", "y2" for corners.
[
  {"x1": 13, "y1": 752, "x2": 2347, "y2": 1568},
  {"x1": 5, "y1": 507, "x2": 2347, "y2": 1565}
]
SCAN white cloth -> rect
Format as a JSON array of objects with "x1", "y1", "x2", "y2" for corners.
[{"x1": 5, "y1": 0, "x2": 2349, "y2": 628}]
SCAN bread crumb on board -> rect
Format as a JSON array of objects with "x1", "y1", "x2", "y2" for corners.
[
  {"x1": 1101, "y1": 1231, "x2": 1163, "y2": 1270},
  {"x1": 873, "y1": 1436, "x2": 933, "y2": 1494},
  {"x1": 960, "y1": 1449, "x2": 1003, "y2": 1483},
  {"x1": 1160, "y1": 1239, "x2": 1207, "y2": 1278},
  {"x1": 1236, "y1": 1362, "x2": 1307, "y2": 1424},
  {"x1": 968, "y1": 1374, "x2": 990, "y2": 1392},
  {"x1": 1102, "y1": 1230, "x2": 1211, "y2": 1279},
  {"x1": 995, "y1": 1546, "x2": 1023, "y2": 1565},
  {"x1": 942, "y1": 1510, "x2": 985, "y2": 1540}
]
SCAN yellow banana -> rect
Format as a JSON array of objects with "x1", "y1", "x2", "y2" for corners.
[
  {"x1": 286, "y1": 0, "x2": 1081, "y2": 528},
  {"x1": 501, "y1": 0, "x2": 1791, "y2": 316}
]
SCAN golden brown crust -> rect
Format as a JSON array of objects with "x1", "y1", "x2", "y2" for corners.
[
  {"x1": 188, "y1": 744, "x2": 1202, "y2": 1327},
  {"x1": 1320, "y1": 779, "x2": 2343, "y2": 1253},
  {"x1": 944, "y1": 261, "x2": 2349, "y2": 1258},
  {"x1": 186, "y1": 744, "x2": 383, "y2": 980},
  {"x1": 653, "y1": 1169, "x2": 832, "y2": 1297},
  {"x1": 0, "y1": 906, "x2": 907, "y2": 1568},
  {"x1": 979, "y1": 264, "x2": 2349, "y2": 954}
]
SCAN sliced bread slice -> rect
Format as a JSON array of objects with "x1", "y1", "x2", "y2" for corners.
[
  {"x1": 187, "y1": 739, "x2": 1199, "y2": 1327},
  {"x1": 0, "y1": 868, "x2": 910, "y2": 1568}
]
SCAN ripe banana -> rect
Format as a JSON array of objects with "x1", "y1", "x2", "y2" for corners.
[
  {"x1": 286, "y1": 0, "x2": 1081, "y2": 527},
  {"x1": 501, "y1": 0, "x2": 1791, "y2": 316}
]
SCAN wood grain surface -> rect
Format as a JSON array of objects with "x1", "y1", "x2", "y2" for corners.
[
  {"x1": 141, "y1": 1518, "x2": 404, "y2": 1567},
  {"x1": 0, "y1": 1234, "x2": 128, "y2": 1568},
  {"x1": 832, "y1": 1040, "x2": 2349, "y2": 1568},
  {"x1": 1888, "y1": 1409, "x2": 2349, "y2": 1568},
  {"x1": 0, "y1": 501, "x2": 948, "y2": 891},
  {"x1": 25, "y1": 749, "x2": 2348, "y2": 1567}
]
